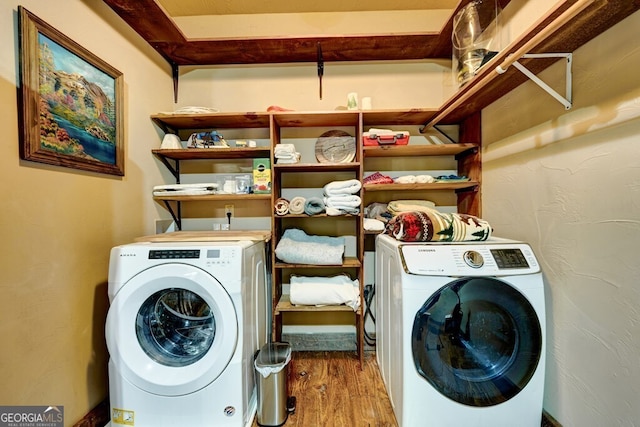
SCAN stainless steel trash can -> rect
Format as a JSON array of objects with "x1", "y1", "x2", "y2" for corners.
[{"x1": 255, "y1": 342, "x2": 294, "y2": 426}]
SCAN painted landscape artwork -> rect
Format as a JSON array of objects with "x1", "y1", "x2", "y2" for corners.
[
  {"x1": 19, "y1": 7, "x2": 123, "y2": 176},
  {"x1": 38, "y1": 34, "x2": 117, "y2": 165}
]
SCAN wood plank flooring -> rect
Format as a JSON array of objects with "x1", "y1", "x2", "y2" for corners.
[{"x1": 252, "y1": 351, "x2": 398, "y2": 427}]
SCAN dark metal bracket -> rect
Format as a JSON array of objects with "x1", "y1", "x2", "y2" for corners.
[
  {"x1": 155, "y1": 155, "x2": 181, "y2": 182},
  {"x1": 162, "y1": 200, "x2": 182, "y2": 230},
  {"x1": 172, "y1": 63, "x2": 179, "y2": 103}
]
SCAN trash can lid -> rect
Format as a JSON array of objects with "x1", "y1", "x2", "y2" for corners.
[{"x1": 255, "y1": 343, "x2": 292, "y2": 376}]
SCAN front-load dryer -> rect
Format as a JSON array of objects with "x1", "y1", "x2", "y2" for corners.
[
  {"x1": 106, "y1": 240, "x2": 269, "y2": 427},
  {"x1": 375, "y1": 234, "x2": 545, "y2": 427}
]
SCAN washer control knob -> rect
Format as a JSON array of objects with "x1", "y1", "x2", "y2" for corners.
[{"x1": 463, "y1": 250, "x2": 484, "y2": 268}]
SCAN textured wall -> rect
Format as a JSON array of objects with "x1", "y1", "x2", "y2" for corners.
[{"x1": 482, "y1": 10, "x2": 640, "y2": 426}]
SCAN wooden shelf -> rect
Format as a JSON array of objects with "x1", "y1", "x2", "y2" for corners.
[
  {"x1": 274, "y1": 162, "x2": 360, "y2": 172},
  {"x1": 150, "y1": 112, "x2": 271, "y2": 132},
  {"x1": 275, "y1": 295, "x2": 362, "y2": 315},
  {"x1": 363, "y1": 181, "x2": 479, "y2": 192},
  {"x1": 274, "y1": 213, "x2": 360, "y2": 218},
  {"x1": 362, "y1": 143, "x2": 477, "y2": 157},
  {"x1": 274, "y1": 257, "x2": 362, "y2": 269},
  {"x1": 153, "y1": 193, "x2": 271, "y2": 202},
  {"x1": 152, "y1": 147, "x2": 270, "y2": 160},
  {"x1": 272, "y1": 111, "x2": 360, "y2": 127}
]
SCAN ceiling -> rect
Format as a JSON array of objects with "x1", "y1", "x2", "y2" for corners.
[
  {"x1": 102, "y1": 0, "x2": 509, "y2": 65},
  {"x1": 156, "y1": 0, "x2": 460, "y2": 16}
]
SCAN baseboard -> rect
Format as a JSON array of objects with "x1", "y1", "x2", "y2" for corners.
[
  {"x1": 542, "y1": 409, "x2": 563, "y2": 427},
  {"x1": 73, "y1": 399, "x2": 109, "y2": 427}
]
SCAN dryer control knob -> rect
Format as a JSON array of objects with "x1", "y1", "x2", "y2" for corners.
[{"x1": 463, "y1": 250, "x2": 484, "y2": 268}]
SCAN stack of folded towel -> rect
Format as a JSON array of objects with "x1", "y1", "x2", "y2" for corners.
[
  {"x1": 274, "y1": 143, "x2": 301, "y2": 164},
  {"x1": 323, "y1": 179, "x2": 362, "y2": 215}
]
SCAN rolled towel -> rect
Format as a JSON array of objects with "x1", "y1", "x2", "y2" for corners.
[
  {"x1": 394, "y1": 175, "x2": 417, "y2": 184},
  {"x1": 274, "y1": 198, "x2": 290, "y2": 216},
  {"x1": 415, "y1": 174, "x2": 435, "y2": 183},
  {"x1": 323, "y1": 179, "x2": 362, "y2": 196},
  {"x1": 289, "y1": 196, "x2": 306, "y2": 214},
  {"x1": 384, "y1": 211, "x2": 492, "y2": 242},
  {"x1": 304, "y1": 197, "x2": 326, "y2": 215}
]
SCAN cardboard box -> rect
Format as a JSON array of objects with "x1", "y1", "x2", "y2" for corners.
[{"x1": 252, "y1": 158, "x2": 271, "y2": 194}]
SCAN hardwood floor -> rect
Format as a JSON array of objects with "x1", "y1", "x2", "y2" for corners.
[{"x1": 252, "y1": 351, "x2": 398, "y2": 427}]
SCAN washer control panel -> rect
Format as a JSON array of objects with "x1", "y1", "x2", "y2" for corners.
[{"x1": 399, "y1": 240, "x2": 539, "y2": 276}]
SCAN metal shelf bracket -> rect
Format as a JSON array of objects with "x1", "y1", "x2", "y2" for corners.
[{"x1": 496, "y1": 53, "x2": 573, "y2": 110}]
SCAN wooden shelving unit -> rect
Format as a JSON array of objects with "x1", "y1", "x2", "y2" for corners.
[{"x1": 150, "y1": 109, "x2": 483, "y2": 366}]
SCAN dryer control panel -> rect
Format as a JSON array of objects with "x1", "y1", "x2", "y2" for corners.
[{"x1": 399, "y1": 241, "x2": 540, "y2": 276}]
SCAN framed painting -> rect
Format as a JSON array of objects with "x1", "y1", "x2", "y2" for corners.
[{"x1": 18, "y1": 6, "x2": 124, "y2": 176}]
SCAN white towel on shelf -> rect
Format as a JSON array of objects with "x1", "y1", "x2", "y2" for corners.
[
  {"x1": 275, "y1": 143, "x2": 297, "y2": 155},
  {"x1": 323, "y1": 179, "x2": 362, "y2": 196},
  {"x1": 274, "y1": 229, "x2": 345, "y2": 265},
  {"x1": 363, "y1": 218, "x2": 385, "y2": 231},
  {"x1": 324, "y1": 195, "x2": 361, "y2": 209},
  {"x1": 416, "y1": 174, "x2": 435, "y2": 183},
  {"x1": 289, "y1": 274, "x2": 360, "y2": 310},
  {"x1": 394, "y1": 175, "x2": 417, "y2": 184}
]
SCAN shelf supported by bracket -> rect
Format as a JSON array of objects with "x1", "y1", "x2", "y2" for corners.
[
  {"x1": 162, "y1": 200, "x2": 182, "y2": 230},
  {"x1": 496, "y1": 53, "x2": 573, "y2": 110}
]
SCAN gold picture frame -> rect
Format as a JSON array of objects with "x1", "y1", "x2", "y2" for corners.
[{"x1": 18, "y1": 6, "x2": 124, "y2": 176}]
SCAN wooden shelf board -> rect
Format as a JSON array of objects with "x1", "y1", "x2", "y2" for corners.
[
  {"x1": 151, "y1": 112, "x2": 271, "y2": 129},
  {"x1": 275, "y1": 295, "x2": 362, "y2": 314},
  {"x1": 362, "y1": 143, "x2": 477, "y2": 157},
  {"x1": 153, "y1": 193, "x2": 272, "y2": 202},
  {"x1": 274, "y1": 213, "x2": 360, "y2": 218},
  {"x1": 272, "y1": 111, "x2": 360, "y2": 127},
  {"x1": 274, "y1": 257, "x2": 361, "y2": 269},
  {"x1": 274, "y1": 162, "x2": 361, "y2": 172},
  {"x1": 362, "y1": 109, "x2": 439, "y2": 126},
  {"x1": 363, "y1": 181, "x2": 479, "y2": 192},
  {"x1": 152, "y1": 147, "x2": 270, "y2": 160}
]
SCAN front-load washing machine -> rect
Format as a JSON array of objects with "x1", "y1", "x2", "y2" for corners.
[
  {"x1": 375, "y1": 234, "x2": 545, "y2": 427},
  {"x1": 106, "y1": 239, "x2": 269, "y2": 427}
]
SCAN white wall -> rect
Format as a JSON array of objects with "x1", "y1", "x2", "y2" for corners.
[{"x1": 482, "y1": 10, "x2": 640, "y2": 427}]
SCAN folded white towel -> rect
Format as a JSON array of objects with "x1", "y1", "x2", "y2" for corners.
[
  {"x1": 323, "y1": 179, "x2": 362, "y2": 196},
  {"x1": 290, "y1": 274, "x2": 360, "y2": 310},
  {"x1": 274, "y1": 143, "x2": 297, "y2": 154},
  {"x1": 276, "y1": 155, "x2": 301, "y2": 164},
  {"x1": 324, "y1": 195, "x2": 361, "y2": 208}
]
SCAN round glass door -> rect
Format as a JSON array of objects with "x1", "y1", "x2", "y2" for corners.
[
  {"x1": 411, "y1": 277, "x2": 542, "y2": 406},
  {"x1": 106, "y1": 263, "x2": 238, "y2": 396},
  {"x1": 136, "y1": 288, "x2": 215, "y2": 367}
]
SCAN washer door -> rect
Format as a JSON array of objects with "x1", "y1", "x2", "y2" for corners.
[
  {"x1": 411, "y1": 277, "x2": 542, "y2": 406},
  {"x1": 106, "y1": 263, "x2": 238, "y2": 396}
]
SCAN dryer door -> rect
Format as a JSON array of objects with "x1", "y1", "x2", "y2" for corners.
[
  {"x1": 411, "y1": 277, "x2": 542, "y2": 407},
  {"x1": 106, "y1": 263, "x2": 238, "y2": 396}
]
